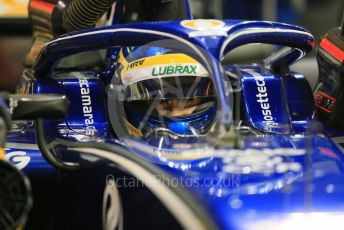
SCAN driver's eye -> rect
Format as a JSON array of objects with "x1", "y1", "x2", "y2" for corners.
[{"x1": 159, "y1": 99, "x2": 201, "y2": 109}]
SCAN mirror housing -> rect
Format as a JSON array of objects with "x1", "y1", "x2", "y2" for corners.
[{"x1": 9, "y1": 94, "x2": 69, "y2": 120}]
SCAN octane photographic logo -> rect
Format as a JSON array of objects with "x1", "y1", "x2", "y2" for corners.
[
  {"x1": 107, "y1": 39, "x2": 225, "y2": 162},
  {"x1": 103, "y1": 175, "x2": 123, "y2": 230},
  {"x1": 104, "y1": 173, "x2": 240, "y2": 195}
]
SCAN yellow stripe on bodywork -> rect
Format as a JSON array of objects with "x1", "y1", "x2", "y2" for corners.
[{"x1": 121, "y1": 54, "x2": 199, "y2": 76}]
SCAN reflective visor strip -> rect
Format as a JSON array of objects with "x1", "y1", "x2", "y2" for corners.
[
  {"x1": 120, "y1": 54, "x2": 208, "y2": 85},
  {"x1": 70, "y1": 147, "x2": 208, "y2": 230},
  {"x1": 121, "y1": 54, "x2": 199, "y2": 75},
  {"x1": 320, "y1": 38, "x2": 344, "y2": 62},
  {"x1": 219, "y1": 28, "x2": 314, "y2": 59}
]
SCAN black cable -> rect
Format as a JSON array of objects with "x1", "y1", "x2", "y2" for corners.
[{"x1": 35, "y1": 119, "x2": 80, "y2": 170}]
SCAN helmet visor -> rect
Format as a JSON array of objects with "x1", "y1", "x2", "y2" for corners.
[{"x1": 123, "y1": 76, "x2": 215, "y2": 118}]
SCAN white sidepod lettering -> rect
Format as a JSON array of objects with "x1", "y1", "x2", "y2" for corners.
[
  {"x1": 244, "y1": 70, "x2": 279, "y2": 127},
  {"x1": 79, "y1": 79, "x2": 96, "y2": 135}
]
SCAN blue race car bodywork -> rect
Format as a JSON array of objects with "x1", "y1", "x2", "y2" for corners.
[{"x1": 6, "y1": 19, "x2": 344, "y2": 230}]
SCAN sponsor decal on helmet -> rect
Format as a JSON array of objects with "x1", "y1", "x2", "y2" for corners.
[
  {"x1": 152, "y1": 64, "x2": 198, "y2": 76},
  {"x1": 123, "y1": 73, "x2": 133, "y2": 82},
  {"x1": 120, "y1": 54, "x2": 208, "y2": 85},
  {"x1": 126, "y1": 59, "x2": 145, "y2": 71},
  {"x1": 120, "y1": 54, "x2": 199, "y2": 76}
]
